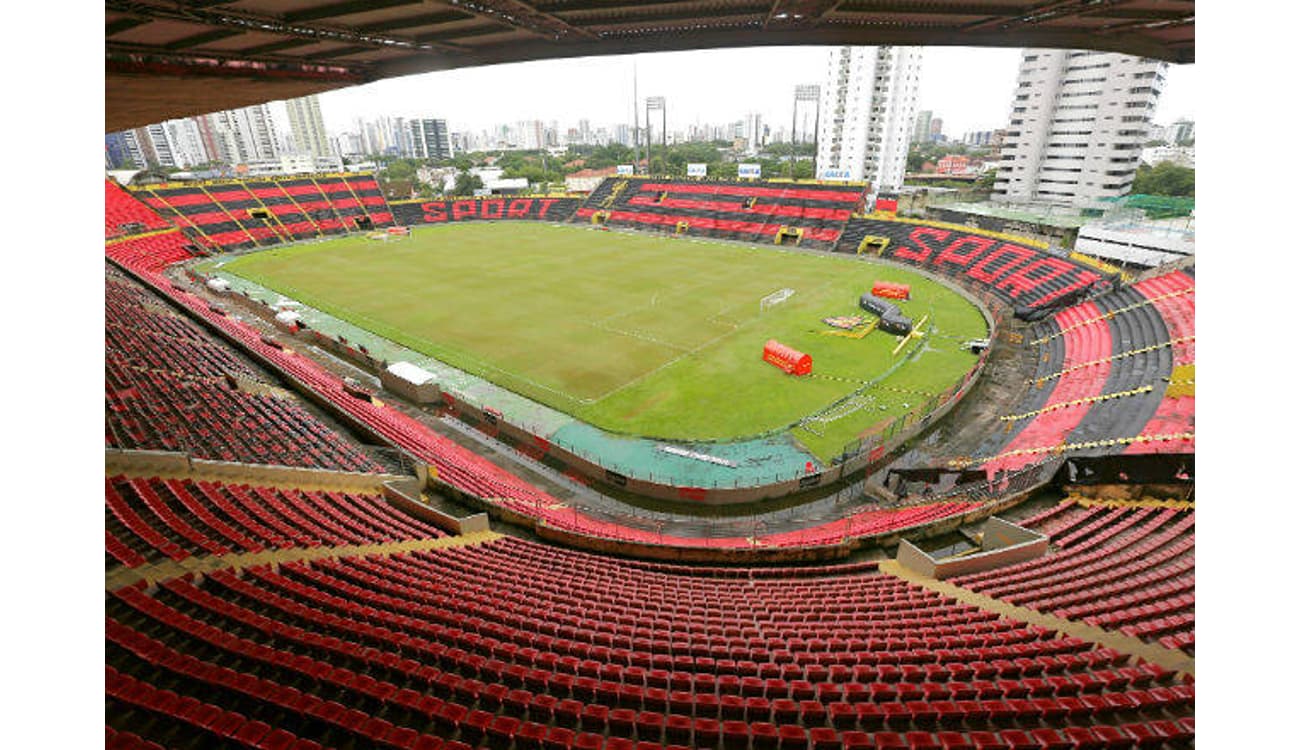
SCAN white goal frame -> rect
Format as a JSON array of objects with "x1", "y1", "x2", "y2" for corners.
[{"x1": 760, "y1": 287, "x2": 796, "y2": 312}]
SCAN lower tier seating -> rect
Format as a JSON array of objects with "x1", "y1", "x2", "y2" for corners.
[
  {"x1": 975, "y1": 270, "x2": 1194, "y2": 474},
  {"x1": 950, "y1": 503, "x2": 1194, "y2": 653},
  {"x1": 106, "y1": 535, "x2": 1194, "y2": 749},
  {"x1": 1121, "y1": 272, "x2": 1195, "y2": 455}
]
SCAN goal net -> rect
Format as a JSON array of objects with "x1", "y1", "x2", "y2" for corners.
[
  {"x1": 368, "y1": 227, "x2": 412, "y2": 241},
  {"x1": 760, "y1": 288, "x2": 796, "y2": 312}
]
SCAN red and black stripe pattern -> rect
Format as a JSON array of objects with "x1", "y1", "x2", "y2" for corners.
[
  {"x1": 132, "y1": 174, "x2": 395, "y2": 252},
  {"x1": 391, "y1": 196, "x2": 581, "y2": 226},
  {"x1": 839, "y1": 219, "x2": 1113, "y2": 318},
  {"x1": 575, "y1": 178, "x2": 864, "y2": 249}
]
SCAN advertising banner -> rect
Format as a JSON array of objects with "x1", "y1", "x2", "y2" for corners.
[
  {"x1": 737, "y1": 163, "x2": 761, "y2": 179},
  {"x1": 686, "y1": 163, "x2": 707, "y2": 177},
  {"x1": 616, "y1": 164, "x2": 635, "y2": 175}
]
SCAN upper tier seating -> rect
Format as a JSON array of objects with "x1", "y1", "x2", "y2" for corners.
[
  {"x1": 105, "y1": 179, "x2": 172, "y2": 238},
  {"x1": 105, "y1": 266, "x2": 383, "y2": 473},
  {"x1": 950, "y1": 502, "x2": 1194, "y2": 654},
  {"x1": 573, "y1": 178, "x2": 865, "y2": 249},
  {"x1": 130, "y1": 173, "x2": 394, "y2": 251},
  {"x1": 837, "y1": 220, "x2": 1110, "y2": 318},
  {"x1": 106, "y1": 535, "x2": 1194, "y2": 749},
  {"x1": 391, "y1": 196, "x2": 581, "y2": 226},
  {"x1": 975, "y1": 270, "x2": 1194, "y2": 474},
  {"x1": 105, "y1": 475, "x2": 444, "y2": 567}
]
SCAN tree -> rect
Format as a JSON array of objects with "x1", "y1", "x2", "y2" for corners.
[
  {"x1": 452, "y1": 171, "x2": 483, "y2": 196},
  {"x1": 1131, "y1": 162, "x2": 1194, "y2": 197},
  {"x1": 380, "y1": 158, "x2": 419, "y2": 183}
]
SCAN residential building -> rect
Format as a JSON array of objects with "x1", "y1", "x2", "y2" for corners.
[
  {"x1": 1140, "y1": 145, "x2": 1194, "y2": 169},
  {"x1": 408, "y1": 118, "x2": 453, "y2": 160},
  {"x1": 285, "y1": 95, "x2": 332, "y2": 159},
  {"x1": 1169, "y1": 118, "x2": 1194, "y2": 145},
  {"x1": 993, "y1": 49, "x2": 1168, "y2": 206},
  {"x1": 105, "y1": 132, "x2": 133, "y2": 169},
  {"x1": 929, "y1": 117, "x2": 944, "y2": 141},
  {"x1": 163, "y1": 118, "x2": 210, "y2": 168},
  {"x1": 912, "y1": 110, "x2": 933, "y2": 143},
  {"x1": 936, "y1": 154, "x2": 972, "y2": 175},
  {"x1": 816, "y1": 45, "x2": 922, "y2": 189}
]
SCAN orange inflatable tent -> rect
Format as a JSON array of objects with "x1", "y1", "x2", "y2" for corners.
[
  {"x1": 872, "y1": 281, "x2": 911, "y2": 300},
  {"x1": 763, "y1": 339, "x2": 813, "y2": 376}
]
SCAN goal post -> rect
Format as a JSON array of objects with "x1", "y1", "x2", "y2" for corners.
[
  {"x1": 760, "y1": 288, "x2": 796, "y2": 313},
  {"x1": 368, "y1": 226, "x2": 412, "y2": 241}
]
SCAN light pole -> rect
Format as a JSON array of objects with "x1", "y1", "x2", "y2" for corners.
[
  {"x1": 785, "y1": 85, "x2": 816, "y2": 179},
  {"x1": 646, "y1": 97, "x2": 665, "y2": 176}
]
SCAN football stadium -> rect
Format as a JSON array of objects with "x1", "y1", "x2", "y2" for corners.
[{"x1": 102, "y1": 3, "x2": 1198, "y2": 750}]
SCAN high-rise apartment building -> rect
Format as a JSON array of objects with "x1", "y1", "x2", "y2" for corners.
[
  {"x1": 163, "y1": 118, "x2": 210, "y2": 168},
  {"x1": 816, "y1": 46, "x2": 922, "y2": 190},
  {"x1": 195, "y1": 104, "x2": 279, "y2": 165},
  {"x1": 409, "y1": 118, "x2": 453, "y2": 160},
  {"x1": 993, "y1": 49, "x2": 1167, "y2": 206},
  {"x1": 1169, "y1": 118, "x2": 1194, "y2": 145},
  {"x1": 912, "y1": 110, "x2": 933, "y2": 143},
  {"x1": 285, "y1": 95, "x2": 332, "y2": 159}
]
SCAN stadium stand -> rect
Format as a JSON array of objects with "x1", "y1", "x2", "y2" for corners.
[
  {"x1": 950, "y1": 500, "x2": 1194, "y2": 654},
  {"x1": 390, "y1": 196, "x2": 581, "y2": 226},
  {"x1": 103, "y1": 169, "x2": 1197, "y2": 749},
  {"x1": 129, "y1": 173, "x2": 394, "y2": 252},
  {"x1": 837, "y1": 219, "x2": 1111, "y2": 319},
  {"x1": 1122, "y1": 272, "x2": 1195, "y2": 455},
  {"x1": 974, "y1": 270, "x2": 1194, "y2": 475},
  {"x1": 106, "y1": 534, "x2": 1193, "y2": 749},
  {"x1": 106, "y1": 475, "x2": 443, "y2": 566},
  {"x1": 105, "y1": 237, "x2": 994, "y2": 551},
  {"x1": 105, "y1": 265, "x2": 383, "y2": 472},
  {"x1": 104, "y1": 229, "x2": 196, "y2": 271},
  {"x1": 573, "y1": 178, "x2": 865, "y2": 249},
  {"x1": 106, "y1": 179, "x2": 172, "y2": 238}
]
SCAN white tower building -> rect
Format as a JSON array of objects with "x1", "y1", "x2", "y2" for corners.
[
  {"x1": 992, "y1": 49, "x2": 1168, "y2": 206},
  {"x1": 285, "y1": 95, "x2": 332, "y2": 159},
  {"x1": 816, "y1": 46, "x2": 922, "y2": 191}
]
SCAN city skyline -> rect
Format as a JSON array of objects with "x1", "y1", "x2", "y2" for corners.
[
  {"x1": 295, "y1": 45, "x2": 1193, "y2": 146},
  {"x1": 108, "y1": 45, "x2": 1195, "y2": 175}
]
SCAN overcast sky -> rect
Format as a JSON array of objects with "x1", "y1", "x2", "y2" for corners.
[{"x1": 296, "y1": 45, "x2": 1195, "y2": 140}]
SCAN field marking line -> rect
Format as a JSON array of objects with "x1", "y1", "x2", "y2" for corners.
[
  {"x1": 583, "y1": 319, "x2": 691, "y2": 352},
  {"x1": 226, "y1": 273, "x2": 606, "y2": 407},
  {"x1": 588, "y1": 273, "x2": 854, "y2": 405}
]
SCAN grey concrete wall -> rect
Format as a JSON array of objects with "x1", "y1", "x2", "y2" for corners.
[
  {"x1": 895, "y1": 515, "x2": 1048, "y2": 580},
  {"x1": 379, "y1": 369, "x2": 441, "y2": 404},
  {"x1": 105, "y1": 448, "x2": 405, "y2": 493},
  {"x1": 384, "y1": 478, "x2": 490, "y2": 535}
]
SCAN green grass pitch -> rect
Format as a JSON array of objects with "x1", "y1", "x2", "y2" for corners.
[{"x1": 220, "y1": 222, "x2": 988, "y2": 460}]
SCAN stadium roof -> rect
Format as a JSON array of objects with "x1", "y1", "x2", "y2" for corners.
[{"x1": 106, "y1": 1, "x2": 1194, "y2": 132}]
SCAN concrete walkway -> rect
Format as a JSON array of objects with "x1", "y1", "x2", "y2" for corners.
[
  {"x1": 106, "y1": 530, "x2": 502, "y2": 592},
  {"x1": 879, "y1": 559, "x2": 1194, "y2": 677}
]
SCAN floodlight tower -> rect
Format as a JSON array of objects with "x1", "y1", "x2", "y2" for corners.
[
  {"x1": 646, "y1": 97, "x2": 666, "y2": 175},
  {"x1": 632, "y1": 63, "x2": 640, "y2": 173},
  {"x1": 791, "y1": 84, "x2": 820, "y2": 179}
]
